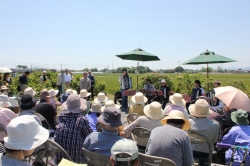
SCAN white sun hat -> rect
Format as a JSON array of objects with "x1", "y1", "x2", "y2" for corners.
[
  {"x1": 9, "y1": 97, "x2": 19, "y2": 107},
  {"x1": 101, "y1": 100, "x2": 120, "y2": 112},
  {"x1": 4, "y1": 115, "x2": 49, "y2": 150},
  {"x1": 143, "y1": 101, "x2": 165, "y2": 120},
  {"x1": 79, "y1": 89, "x2": 91, "y2": 98},
  {"x1": 0, "y1": 95, "x2": 11, "y2": 109},
  {"x1": 24, "y1": 87, "x2": 36, "y2": 97},
  {"x1": 48, "y1": 89, "x2": 59, "y2": 97},
  {"x1": 131, "y1": 92, "x2": 148, "y2": 105},
  {"x1": 94, "y1": 92, "x2": 108, "y2": 103},
  {"x1": 169, "y1": 93, "x2": 186, "y2": 107},
  {"x1": 65, "y1": 89, "x2": 73, "y2": 95}
]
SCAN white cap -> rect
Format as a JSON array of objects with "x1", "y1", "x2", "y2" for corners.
[{"x1": 111, "y1": 139, "x2": 138, "y2": 162}]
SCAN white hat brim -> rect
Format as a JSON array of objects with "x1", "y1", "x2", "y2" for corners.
[
  {"x1": 188, "y1": 104, "x2": 212, "y2": 118},
  {"x1": 4, "y1": 125, "x2": 49, "y2": 150},
  {"x1": 143, "y1": 104, "x2": 165, "y2": 120},
  {"x1": 79, "y1": 92, "x2": 91, "y2": 98},
  {"x1": 131, "y1": 95, "x2": 148, "y2": 105},
  {"x1": 101, "y1": 105, "x2": 120, "y2": 112},
  {"x1": 94, "y1": 96, "x2": 108, "y2": 103},
  {"x1": 169, "y1": 96, "x2": 186, "y2": 107}
]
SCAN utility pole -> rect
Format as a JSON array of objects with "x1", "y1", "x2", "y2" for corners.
[
  {"x1": 112, "y1": 62, "x2": 113, "y2": 73},
  {"x1": 86, "y1": 63, "x2": 88, "y2": 69},
  {"x1": 178, "y1": 60, "x2": 180, "y2": 66},
  {"x1": 65, "y1": 64, "x2": 66, "y2": 69}
]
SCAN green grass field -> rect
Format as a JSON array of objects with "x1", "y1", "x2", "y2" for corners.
[{"x1": 91, "y1": 73, "x2": 250, "y2": 93}]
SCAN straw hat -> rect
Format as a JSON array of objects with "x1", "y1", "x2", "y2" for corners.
[
  {"x1": 48, "y1": 89, "x2": 59, "y2": 97},
  {"x1": 0, "y1": 85, "x2": 8, "y2": 90},
  {"x1": 160, "y1": 79, "x2": 166, "y2": 83},
  {"x1": 161, "y1": 110, "x2": 191, "y2": 130},
  {"x1": 169, "y1": 93, "x2": 186, "y2": 107},
  {"x1": 0, "y1": 95, "x2": 11, "y2": 109},
  {"x1": 65, "y1": 89, "x2": 73, "y2": 94},
  {"x1": 4, "y1": 115, "x2": 49, "y2": 150},
  {"x1": 24, "y1": 87, "x2": 36, "y2": 97},
  {"x1": 9, "y1": 97, "x2": 19, "y2": 107},
  {"x1": 143, "y1": 102, "x2": 165, "y2": 120},
  {"x1": 97, "y1": 107, "x2": 122, "y2": 127},
  {"x1": 131, "y1": 92, "x2": 148, "y2": 105},
  {"x1": 189, "y1": 99, "x2": 212, "y2": 118},
  {"x1": 90, "y1": 101, "x2": 102, "y2": 113},
  {"x1": 61, "y1": 94, "x2": 87, "y2": 113},
  {"x1": 231, "y1": 109, "x2": 249, "y2": 126},
  {"x1": 79, "y1": 89, "x2": 91, "y2": 98},
  {"x1": 94, "y1": 92, "x2": 108, "y2": 103},
  {"x1": 101, "y1": 100, "x2": 120, "y2": 112}
]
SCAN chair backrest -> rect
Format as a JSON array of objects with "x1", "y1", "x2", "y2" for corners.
[
  {"x1": 44, "y1": 139, "x2": 72, "y2": 161},
  {"x1": 82, "y1": 148, "x2": 112, "y2": 166},
  {"x1": 138, "y1": 153, "x2": 177, "y2": 166},
  {"x1": 96, "y1": 122, "x2": 103, "y2": 132},
  {"x1": 127, "y1": 113, "x2": 140, "y2": 124},
  {"x1": 131, "y1": 127, "x2": 151, "y2": 146},
  {"x1": 34, "y1": 112, "x2": 52, "y2": 129}
]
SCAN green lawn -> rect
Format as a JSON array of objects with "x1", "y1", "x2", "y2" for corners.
[{"x1": 91, "y1": 73, "x2": 250, "y2": 93}]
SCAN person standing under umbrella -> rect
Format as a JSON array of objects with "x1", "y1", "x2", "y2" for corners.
[
  {"x1": 3, "y1": 73, "x2": 12, "y2": 85},
  {"x1": 119, "y1": 69, "x2": 132, "y2": 111}
]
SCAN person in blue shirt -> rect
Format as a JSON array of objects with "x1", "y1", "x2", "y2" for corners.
[
  {"x1": 85, "y1": 101, "x2": 102, "y2": 132},
  {"x1": 221, "y1": 109, "x2": 250, "y2": 166}
]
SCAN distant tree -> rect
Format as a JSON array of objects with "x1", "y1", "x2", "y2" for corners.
[
  {"x1": 239, "y1": 68, "x2": 242, "y2": 70},
  {"x1": 90, "y1": 68, "x2": 98, "y2": 72},
  {"x1": 217, "y1": 66, "x2": 223, "y2": 72},
  {"x1": 201, "y1": 67, "x2": 213, "y2": 73},
  {"x1": 82, "y1": 68, "x2": 89, "y2": 72},
  {"x1": 174, "y1": 66, "x2": 184, "y2": 72}
]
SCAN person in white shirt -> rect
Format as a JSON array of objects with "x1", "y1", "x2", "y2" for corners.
[{"x1": 64, "y1": 69, "x2": 72, "y2": 87}]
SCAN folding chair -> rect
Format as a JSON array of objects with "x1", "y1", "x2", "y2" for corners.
[
  {"x1": 34, "y1": 112, "x2": 52, "y2": 129},
  {"x1": 127, "y1": 113, "x2": 140, "y2": 124},
  {"x1": 131, "y1": 127, "x2": 151, "y2": 153},
  {"x1": 43, "y1": 139, "x2": 72, "y2": 165},
  {"x1": 188, "y1": 131, "x2": 212, "y2": 166},
  {"x1": 96, "y1": 122, "x2": 103, "y2": 132},
  {"x1": 114, "y1": 91, "x2": 122, "y2": 105},
  {"x1": 82, "y1": 148, "x2": 112, "y2": 166},
  {"x1": 138, "y1": 153, "x2": 177, "y2": 166}
]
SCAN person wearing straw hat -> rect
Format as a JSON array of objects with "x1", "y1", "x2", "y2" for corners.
[
  {"x1": 0, "y1": 85, "x2": 9, "y2": 95},
  {"x1": 94, "y1": 92, "x2": 108, "y2": 106},
  {"x1": 23, "y1": 87, "x2": 36, "y2": 97},
  {"x1": 129, "y1": 92, "x2": 147, "y2": 116},
  {"x1": 221, "y1": 109, "x2": 250, "y2": 166},
  {"x1": 83, "y1": 107, "x2": 123, "y2": 157},
  {"x1": 146, "y1": 111, "x2": 194, "y2": 166},
  {"x1": 188, "y1": 99, "x2": 219, "y2": 159},
  {"x1": 0, "y1": 95, "x2": 17, "y2": 142},
  {"x1": 85, "y1": 101, "x2": 102, "y2": 131},
  {"x1": 54, "y1": 94, "x2": 92, "y2": 164},
  {"x1": 0, "y1": 115, "x2": 49, "y2": 166},
  {"x1": 164, "y1": 93, "x2": 189, "y2": 119},
  {"x1": 101, "y1": 100, "x2": 120, "y2": 112},
  {"x1": 19, "y1": 94, "x2": 42, "y2": 126},
  {"x1": 110, "y1": 139, "x2": 139, "y2": 166},
  {"x1": 48, "y1": 89, "x2": 59, "y2": 110},
  {"x1": 121, "y1": 102, "x2": 164, "y2": 148},
  {"x1": 35, "y1": 89, "x2": 56, "y2": 130},
  {"x1": 79, "y1": 89, "x2": 91, "y2": 111}
]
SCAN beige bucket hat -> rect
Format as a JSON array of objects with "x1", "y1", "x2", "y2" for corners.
[
  {"x1": 24, "y1": 87, "x2": 36, "y2": 97},
  {"x1": 79, "y1": 89, "x2": 91, "y2": 98},
  {"x1": 131, "y1": 92, "x2": 148, "y2": 105},
  {"x1": 94, "y1": 92, "x2": 108, "y2": 103},
  {"x1": 143, "y1": 102, "x2": 165, "y2": 120},
  {"x1": 189, "y1": 99, "x2": 212, "y2": 117},
  {"x1": 90, "y1": 101, "x2": 102, "y2": 113},
  {"x1": 169, "y1": 93, "x2": 186, "y2": 107},
  {"x1": 61, "y1": 94, "x2": 87, "y2": 113},
  {"x1": 0, "y1": 95, "x2": 11, "y2": 109},
  {"x1": 0, "y1": 85, "x2": 8, "y2": 90},
  {"x1": 101, "y1": 100, "x2": 120, "y2": 112},
  {"x1": 48, "y1": 89, "x2": 59, "y2": 97},
  {"x1": 161, "y1": 110, "x2": 191, "y2": 130}
]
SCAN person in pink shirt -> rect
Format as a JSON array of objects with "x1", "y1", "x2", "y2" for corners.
[
  {"x1": 0, "y1": 95, "x2": 17, "y2": 141},
  {"x1": 48, "y1": 89, "x2": 59, "y2": 110}
]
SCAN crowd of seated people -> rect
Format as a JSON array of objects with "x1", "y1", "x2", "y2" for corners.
[{"x1": 0, "y1": 77, "x2": 249, "y2": 166}]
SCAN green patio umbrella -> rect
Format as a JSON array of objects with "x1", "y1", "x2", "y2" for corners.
[
  {"x1": 116, "y1": 48, "x2": 160, "y2": 90},
  {"x1": 182, "y1": 50, "x2": 237, "y2": 91}
]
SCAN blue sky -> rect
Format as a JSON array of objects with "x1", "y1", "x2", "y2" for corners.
[{"x1": 0, "y1": 1, "x2": 250, "y2": 70}]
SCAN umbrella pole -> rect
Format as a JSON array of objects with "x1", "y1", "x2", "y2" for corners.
[
  {"x1": 207, "y1": 62, "x2": 209, "y2": 93},
  {"x1": 137, "y1": 59, "x2": 139, "y2": 91}
]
